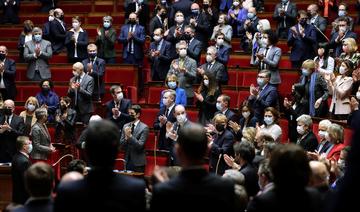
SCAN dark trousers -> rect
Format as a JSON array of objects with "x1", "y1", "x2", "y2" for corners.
[
  {"x1": 291, "y1": 61, "x2": 303, "y2": 69},
  {"x1": 124, "y1": 53, "x2": 143, "y2": 66},
  {"x1": 104, "y1": 57, "x2": 116, "y2": 64}
]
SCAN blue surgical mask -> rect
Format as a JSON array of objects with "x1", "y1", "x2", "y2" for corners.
[
  {"x1": 216, "y1": 102, "x2": 223, "y2": 111},
  {"x1": 263, "y1": 117, "x2": 273, "y2": 125},
  {"x1": 247, "y1": 12, "x2": 255, "y2": 19},
  {"x1": 34, "y1": 34, "x2": 42, "y2": 42},
  {"x1": 257, "y1": 78, "x2": 266, "y2": 87},
  {"x1": 167, "y1": 81, "x2": 177, "y2": 89},
  {"x1": 28, "y1": 144, "x2": 33, "y2": 154},
  {"x1": 338, "y1": 10, "x2": 346, "y2": 17},
  {"x1": 302, "y1": 68, "x2": 310, "y2": 76},
  {"x1": 103, "y1": 22, "x2": 111, "y2": 28}
]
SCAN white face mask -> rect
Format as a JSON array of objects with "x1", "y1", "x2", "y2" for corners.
[
  {"x1": 175, "y1": 16, "x2": 184, "y2": 24},
  {"x1": 176, "y1": 114, "x2": 186, "y2": 123},
  {"x1": 72, "y1": 22, "x2": 80, "y2": 29},
  {"x1": 153, "y1": 35, "x2": 162, "y2": 42},
  {"x1": 318, "y1": 130, "x2": 327, "y2": 138},
  {"x1": 27, "y1": 104, "x2": 36, "y2": 112},
  {"x1": 339, "y1": 66, "x2": 347, "y2": 75},
  {"x1": 216, "y1": 102, "x2": 223, "y2": 111},
  {"x1": 257, "y1": 25, "x2": 262, "y2": 32},
  {"x1": 233, "y1": 1, "x2": 239, "y2": 6},
  {"x1": 206, "y1": 55, "x2": 213, "y2": 63},
  {"x1": 49, "y1": 16, "x2": 54, "y2": 22},
  {"x1": 27, "y1": 144, "x2": 33, "y2": 154},
  {"x1": 339, "y1": 26, "x2": 347, "y2": 33},
  {"x1": 179, "y1": 49, "x2": 187, "y2": 57},
  {"x1": 356, "y1": 92, "x2": 360, "y2": 100},
  {"x1": 203, "y1": 79, "x2": 209, "y2": 86},
  {"x1": 162, "y1": 98, "x2": 168, "y2": 106},
  {"x1": 242, "y1": 111, "x2": 250, "y2": 119},
  {"x1": 117, "y1": 92, "x2": 123, "y2": 101},
  {"x1": 216, "y1": 38, "x2": 224, "y2": 46},
  {"x1": 297, "y1": 125, "x2": 305, "y2": 135},
  {"x1": 263, "y1": 117, "x2": 273, "y2": 125}
]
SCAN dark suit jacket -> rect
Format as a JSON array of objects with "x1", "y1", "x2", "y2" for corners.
[
  {"x1": 118, "y1": 24, "x2": 146, "y2": 60},
  {"x1": 125, "y1": 2, "x2": 149, "y2": 30},
  {"x1": 199, "y1": 61, "x2": 227, "y2": 84},
  {"x1": 284, "y1": 102, "x2": 309, "y2": 143},
  {"x1": 215, "y1": 109, "x2": 237, "y2": 123},
  {"x1": 49, "y1": 19, "x2": 67, "y2": 54},
  {"x1": 82, "y1": 57, "x2": 105, "y2": 100},
  {"x1": 216, "y1": 44, "x2": 231, "y2": 66},
  {"x1": 197, "y1": 89, "x2": 221, "y2": 125},
  {"x1": 169, "y1": 0, "x2": 192, "y2": 25},
  {"x1": 287, "y1": 23, "x2": 317, "y2": 62},
  {"x1": 240, "y1": 162, "x2": 260, "y2": 197},
  {"x1": 297, "y1": 131, "x2": 318, "y2": 152},
  {"x1": 317, "y1": 140, "x2": 332, "y2": 154},
  {"x1": 95, "y1": 27, "x2": 117, "y2": 59},
  {"x1": 54, "y1": 170, "x2": 146, "y2": 212},
  {"x1": 209, "y1": 129, "x2": 234, "y2": 175},
  {"x1": 187, "y1": 38, "x2": 202, "y2": 63},
  {"x1": 153, "y1": 105, "x2": 176, "y2": 150},
  {"x1": 248, "y1": 84, "x2": 279, "y2": 122},
  {"x1": 120, "y1": 121, "x2": 149, "y2": 167},
  {"x1": 330, "y1": 30, "x2": 358, "y2": 57},
  {"x1": 151, "y1": 168, "x2": 241, "y2": 211},
  {"x1": 247, "y1": 187, "x2": 323, "y2": 212},
  {"x1": 67, "y1": 74, "x2": 94, "y2": 115},
  {"x1": 273, "y1": 2, "x2": 297, "y2": 30},
  {"x1": 149, "y1": 39, "x2": 173, "y2": 81},
  {"x1": 185, "y1": 12, "x2": 210, "y2": 45},
  {"x1": 0, "y1": 114, "x2": 25, "y2": 162},
  {"x1": 17, "y1": 34, "x2": 26, "y2": 61},
  {"x1": 11, "y1": 152, "x2": 31, "y2": 204},
  {"x1": 65, "y1": 29, "x2": 89, "y2": 61},
  {"x1": 105, "y1": 98, "x2": 132, "y2": 131},
  {"x1": 1, "y1": 58, "x2": 17, "y2": 100},
  {"x1": 149, "y1": 15, "x2": 164, "y2": 36},
  {"x1": 13, "y1": 198, "x2": 53, "y2": 212},
  {"x1": 166, "y1": 24, "x2": 186, "y2": 45},
  {"x1": 54, "y1": 108, "x2": 76, "y2": 143}
]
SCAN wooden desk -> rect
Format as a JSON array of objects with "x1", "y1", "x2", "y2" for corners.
[
  {"x1": 0, "y1": 165, "x2": 12, "y2": 210},
  {"x1": 114, "y1": 170, "x2": 144, "y2": 178}
]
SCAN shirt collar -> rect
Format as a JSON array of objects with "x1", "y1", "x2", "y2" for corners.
[
  {"x1": 70, "y1": 27, "x2": 84, "y2": 33},
  {"x1": 167, "y1": 103, "x2": 175, "y2": 112},
  {"x1": 133, "y1": 119, "x2": 140, "y2": 127},
  {"x1": 20, "y1": 151, "x2": 29, "y2": 158}
]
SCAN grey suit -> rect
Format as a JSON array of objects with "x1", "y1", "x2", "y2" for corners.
[
  {"x1": 68, "y1": 74, "x2": 94, "y2": 124},
  {"x1": 167, "y1": 56, "x2": 197, "y2": 98},
  {"x1": 23, "y1": 39, "x2": 52, "y2": 80},
  {"x1": 120, "y1": 121, "x2": 149, "y2": 171},
  {"x1": 30, "y1": 122, "x2": 52, "y2": 160},
  {"x1": 199, "y1": 61, "x2": 227, "y2": 84},
  {"x1": 254, "y1": 46, "x2": 282, "y2": 85},
  {"x1": 310, "y1": 15, "x2": 327, "y2": 42}
]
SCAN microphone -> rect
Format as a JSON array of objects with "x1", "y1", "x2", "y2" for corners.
[{"x1": 310, "y1": 23, "x2": 329, "y2": 42}]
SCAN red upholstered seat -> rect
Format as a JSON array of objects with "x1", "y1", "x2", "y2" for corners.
[
  {"x1": 114, "y1": 158, "x2": 126, "y2": 171},
  {"x1": 344, "y1": 128, "x2": 353, "y2": 146},
  {"x1": 16, "y1": 86, "x2": 38, "y2": 101},
  {"x1": 227, "y1": 70, "x2": 244, "y2": 87},
  {"x1": 278, "y1": 72, "x2": 300, "y2": 97},
  {"x1": 187, "y1": 110, "x2": 199, "y2": 122},
  {"x1": 144, "y1": 151, "x2": 170, "y2": 177},
  {"x1": 141, "y1": 108, "x2": 159, "y2": 127},
  {"x1": 279, "y1": 119, "x2": 289, "y2": 144},
  {"x1": 222, "y1": 90, "x2": 240, "y2": 109},
  {"x1": 145, "y1": 131, "x2": 157, "y2": 151},
  {"x1": 147, "y1": 87, "x2": 165, "y2": 104},
  {"x1": 104, "y1": 66, "x2": 137, "y2": 87},
  {"x1": 242, "y1": 71, "x2": 257, "y2": 86},
  {"x1": 312, "y1": 123, "x2": 320, "y2": 143}
]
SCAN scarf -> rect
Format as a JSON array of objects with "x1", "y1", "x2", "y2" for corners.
[{"x1": 302, "y1": 72, "x2": 317, "y2": 116}]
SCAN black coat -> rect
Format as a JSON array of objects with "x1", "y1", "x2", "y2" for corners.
[
  {"x1": 1, "y1": 58, "x2": 17, "y2": 100},
  {"x1": 105, "y1": 98, "x2": 132, "y2": 131},
  {"x1": 209, "y1": 129, "x2": 234, "y2": 175},
  {"x1": 153, "y1": 105, "x2": 176, "y2": 151},
  {"x1": 49, "y1": 19, "x2": 67, "y2": 54},
  {"x1": 11, "y1": 152, "x2": 31, "y2": 204},
  {"x1": 240, "y1": 162, "x2": 260, "y2": 197},
  {"x1": 65, "y1": 30, "x2": 89, "y2": 61},
  {"x1": 0, "y1": 115, "x2": 25, "y2": 162},
  {"x1": 297, "y1": 131, "x2": 318, "y2": 152}
]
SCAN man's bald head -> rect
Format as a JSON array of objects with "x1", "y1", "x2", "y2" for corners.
[
  {"x1": 60, "y1": 171, "x2": 84, "y2": 185},
  {"x1": 4, "y1": 99, "x2": 15, "y2": 109},
  {"x1": 309, "y1": 161, "x2": 329, "y2": 187}
]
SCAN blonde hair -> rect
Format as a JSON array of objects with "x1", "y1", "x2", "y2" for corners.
[
  {"x1": 243, "y1": 127, "x2": 256, "y2": 142},
  {"x1": 25, "y1": 96, "x2": 39, "y2": 108},
  {"x1": 302, "y1": 59, "x2": 316, "y2": 71},
  {"x1": 328, "y1": 123, "x2": 344, "y2": 144},
  {"x1": 213, "y1": 113, "x2": 228, "y2": 123},
  {"x1": 342, "y1": 38, "x2": 358, "y2": 53}
]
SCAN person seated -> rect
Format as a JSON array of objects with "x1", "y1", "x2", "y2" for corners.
[
  {"x1": 67, "y1": 159, "x2": 87, "y2": 175},
  {"x1": 17, "y1": 20, "x2": 34, "y2": 62},
  {"x1": 295, "y1": 114, "x2": 318, "y2": 152},
  {"x1": 315, "y1": 119, "x2": 333, "y2": 156},
  {"x1": 65, "y1": 16, "x2": 89, "y2": 63},
  {"x1": 159, "y1": 74, "x2": 187, "y2": 108},
  {"x1": 19, "y1": 96, "x2": 39, "y2": 136},
  {"x1": 35, "y1": 79, "x2": 59, "y2": 123}
]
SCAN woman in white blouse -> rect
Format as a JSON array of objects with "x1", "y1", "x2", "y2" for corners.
[
  {"x1": 314, "y1": 44, "x2": 335, "y2": 75},
  {"x1": 257, "y1": 107, "x2": 282, "y2": 143},
  {"x1": 17, "y1": 20, "x2": 34, "y2": 62}
]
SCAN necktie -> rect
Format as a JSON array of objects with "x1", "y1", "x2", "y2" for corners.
[
  {"x1": 128, "y1": 25, "x2": 134, "y2": 54},
  {"x1": 6, "y1": 116, "x2": 9, "y2": 124},
  {"x1": 207, "y1": 63, "x2": 213, "y2": 70},
  {"x1": 260, "y1": 48, "x2": 269, "y2": 70},
  {"x1": 165, "y1": 108, "x2": 169, "y2": 117},
  {"x1": 131, "y1": 123, "x2": 135, "y2": 134}
]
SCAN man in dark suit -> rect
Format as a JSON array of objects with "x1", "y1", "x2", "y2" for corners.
[
  {"x1": 11, "y1": 136, "x2": 32, "y2": 205},
  {"x1": 239, "y1": 7, "x2": 260, "y2": 52},
  {"x1": 197, "y1": 46, "x2": 227, "y2": 84},
  {"x1": 105, "y1": 85, "x2": 132, "y2": 131},
  {"x1": 0, "y1": 45, "x2": 16, "y2": 100},
  {"x1": 169, "y1": 0, "x2": 192, "y2": 26},
  {"x1": 49, "y1": 8, "x2": 66, "y2": 54},
  {"x1": 214, "y1": 33, "x2": 231, "y2": 67},
  {"x1": 273, "y1": 0, "x2": 297, "y2": 39},
  {"x1": 0, "y1": 0, "x2": 19, "y2": 24},
  {"x1": 215, "y1": 94, "x2": 237, "y2": 122},
  {"x1": 307, "y1": 4, "x2": 327, "y2": 43},
  {"x1": 248, "y1": 70, "x2": 279, "y2": 122},
  {"x1": 154, "y1": 89, "x2": 177, "y2": 151},
  {"x1": 125, "y1": 0, "x2": 149, "y2": 32},
  {"x1": 120, "y1": 105, "x2": 149, "y2": 173},
  {"x1": 149, "y1": 28, "x2": 173, "y2": 81},
  {"x1": 67, "y1": 62, "x2": 94, "y2": 124},
  {"x1": 329, "y1": 17, "x2": 358, "y2": 57},
  {"x1": 186, "y1": 3, "x2": 210, "y2": 48},
  {"x1": 287, "y1": 10, "x2": 317, "y2": 69},
  {"x1": 149, "y1": 6, "x2": 167, "y2": 36},
  {"x1": 151, "y1": 122, "x2": 243, "y2": 211},
  {"x1": 118, "y1": 13, "x2": 146, "y2": 66},
  {"x1": 165, "y1": 11, "x2": 186, "y2": 45},
  {"x1": 82, "y1": 44, "x2": 105, "y2": 102},
  {"x1": 184, "y1": 25, "x2": 202, "y2": 64},
  {"x1": 38, "y1": 0, "x2": 56, "y2": 12},
  {"x1": 0, "y1": 99, "x2": 25, "y2": 162},
  {"x1": 55, "y1": 120, "x2": 147, "y2": 212}
]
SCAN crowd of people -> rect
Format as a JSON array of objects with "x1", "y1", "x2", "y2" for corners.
[{"x1": 1, "y1": 0, "x2": 360, "y2": 211}]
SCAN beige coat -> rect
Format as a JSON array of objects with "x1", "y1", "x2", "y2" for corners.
[{"x1": 329, "y1": 76, "x2": 353, "y2": 115}]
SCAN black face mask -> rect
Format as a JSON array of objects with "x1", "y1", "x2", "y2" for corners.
[
  {"x1": 89, "y1": 53, "x2": 97, "y2": 59},
  {"x1": 184, "y1": 34, "x2": 192, "y2": 40},
  {"x1": 300, "y1": 19, "x2": 307, "y2": 26},
  {"x1": 128, "y1": 115, "x2": 136, "y2": 122},
  {"x1": 0, "y1": 53, "x2": 5, "y2": 61},
  {"x1": 128, "y1": 20, "x2": 136, "y2": 25},
  {"x1": 59, "y1": 15, "x2": 64, "y2": 20},
  {"x1": 60, "y1": 104, "x2": 67, "y2": 111},
  {"x1": 216, "y1": 124, "x2": 225, "y2": 132},
  {"x1": 42, "y1": 87, "x2": 50, "y2": 94},
  {"x1": 4, "y1": 108, "x2": 12, "y2": 116},
  {"x1": 203, "y1": 4, "x2": 209, "y2": 9},
  {"x1": 160, "y1": 13, "x2": 167, "y2": 19}
]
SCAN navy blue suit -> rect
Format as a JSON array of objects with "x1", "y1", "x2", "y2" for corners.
[
  {"x1": 0, "y1": 58, "x2": 17, "y2": 100},
  {"x1": 82, "y1": 57, "x2": 106, "y2": 101},
  {"x1": 11, "y1": 152, "x2": 31, "y2": 204},
  {"x1": 49, "y1": 19, "x2": 67, "y2": 54},
  {"x1": 330, "y1": 31, "x2": 358, "y2": 57},
  {"x1": 169, "y1": 0, "x2": 192, "y2": 25},
  {"x1": 248, "y1": 84, "x2": 279, "y2": 122},
  {"x1": 240, "y1": 162, "x2": 260, "y2": 197},
  {"x1": 0, "y1": 0, "x2": 20, "y2": 24},
  {"x1": 105, "y1": 98, "x2": 132, "y2": 131},
  {"x1": 149, "y1": 39, "x2": 173, "y2": 81},
  {"x1": 209, "y1": 129, "x2": 234, "y2": 176},
  {"x1": 216, "y1": 45, "x2": 231, "y2": 66},
  {"x1": 118, "y1": 24, "x2": 146, "y2": 65},
  {"x1": 13, "y1": 198, "x2": 53, "y2": 212},
  {"x1": 153, "y1": 105, "x2": 177, "y2": 151},
  {"x1": 65, "y1": 30, "x2": 89, "y2": 62},
  {"x1": 287, "y1": 24, "x2": 317, "y2": 68}
]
